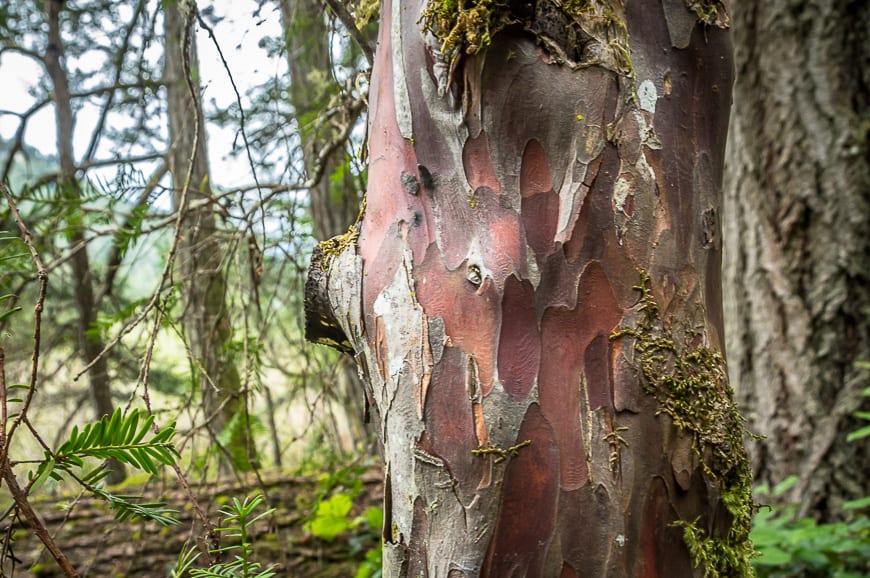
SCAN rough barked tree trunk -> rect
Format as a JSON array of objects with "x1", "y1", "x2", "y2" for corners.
[
  {"x1": 163, "y1": 0, "x2": 253, "y2": 471},
  {"x1": 723, "y1": 0, "x2": 870, "y2": 520},
  {"x1": 308, "y1": 0, "x2": 754, "y2": 575},
  {"x1": 281, "y1": 0, "x2": 368, "y2": 446},
  {"x1": 45, "y1": 0, "x2": 125, "y2": 484}
]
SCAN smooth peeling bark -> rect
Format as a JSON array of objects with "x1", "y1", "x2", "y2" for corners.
[{"x1": 306, "y1": 0, "x2": 751, "y2": 575}]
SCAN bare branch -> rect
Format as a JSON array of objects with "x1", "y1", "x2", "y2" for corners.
[
  {"x1": 0, "y1": 466, "x2": 79, "y2": 577},
  {"x1": 322, "y1": 0, "x2": 374, "y2": 67},
  {"x1": 24, "y1": 151, "x2": 166, "y2": 190},
  {"x1": 82, "y1": 0, "x2": 148, "y2": 163},
  {"x1": 0, "y1": 42, "x2": 45, "y2": 65},
  {"x1": 1, "y1": 83, "x2": 163, "y2": 183},
  {"x1": 96, "y1": 162, "x2": 169, "y2": 302},
  {"x1": 0, "y1": 182, "x2": 48, "y2": 463}
]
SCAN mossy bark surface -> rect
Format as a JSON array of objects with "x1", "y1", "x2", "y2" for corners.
[{"x1": 307, "y1": 1, "x2": 752, "y2": 575}]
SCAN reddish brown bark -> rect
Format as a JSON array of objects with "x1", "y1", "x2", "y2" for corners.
[{"x1": 307, "y1": 1, "x2": 751, "y2": 575}]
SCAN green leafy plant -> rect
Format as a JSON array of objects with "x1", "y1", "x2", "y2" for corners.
[
  {"x1": 172, "y1": 494, "x2": 278, "y2": 578},
  {"x1": 751, "y1": 477, "x2": 870, "y2": 577},
  {"x1": 846, "y1": 363, "x2": 870, "y2": 444},
  {"x1": 353, "y1": 507, "x2": 383, "y2": 578},
  {"x1": 355, "y1": 546, "x2": 383, "y2": 578},
  {"x1": 306, "y1": 492, "x2": 355, "y2": 540},
  {"x1": 305, "y1": 490, "x2": 383, "y2": 578},
  {"x1": 29, "y1": 407, "x2": 181, "y2": 526},
  {"x1": 751, "y1": 369, "x2": 870, "y2": 577}
]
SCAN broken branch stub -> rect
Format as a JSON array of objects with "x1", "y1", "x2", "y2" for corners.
[{"x1": 303, "y1": 236, "x2": 354, "y2": 355}]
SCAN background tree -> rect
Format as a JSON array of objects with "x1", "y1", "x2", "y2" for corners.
[
  {"x1": 307, "y1": 0, "x2": 755, "y2": 575},
  {"x1": 2, "y1": 0, "x2": 380, "y2": 572},
  {"x1": 44, "y1": 0, "x2": 120, "y2": 482},
  {"x1": 280, "y1": 0, "x2": 370, "y2": 444},
  {"x1": 723, "y1": 0, "x2": 870, "y2": 520},
  {"x1": 0, "y1": 0, "x2": 166, "y2": 484},
  {"x1": 163, "y1": 0, "x2": 254, "y2": 472}
]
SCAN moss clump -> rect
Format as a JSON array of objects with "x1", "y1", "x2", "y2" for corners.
[
  {"x1": 419, "y1": 0, "x2": 513, "y2": 56},
  {"x1": 675, "y1": 517, "x2": 756, "y2": 578},
  {"x1": 316, "y1": 194, "x2": 366, "y2": 272},
  {"x1": 686, "y1": 0, "x2": 730, "y2": 27},
  {"x1": 316, "y1": 227, "x2": 360, "y2": 271},
  {"x1": 419, "y1": 1, "x2": 631, "y2": 75},
  {"x1": 352, "y1": 0, "x2": 380, "y2": 28},
  {"x1": 611, "y1": 270, "x2": 756, "y2": 577}
]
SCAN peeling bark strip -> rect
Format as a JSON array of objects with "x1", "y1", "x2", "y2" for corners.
[{"x1": 306, "y1": 0, "x2": 753, "y2": 575}]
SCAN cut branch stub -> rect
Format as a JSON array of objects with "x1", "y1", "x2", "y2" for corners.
[{"x1": 304, "y1": 236, "x2": 354, "y2": 355}]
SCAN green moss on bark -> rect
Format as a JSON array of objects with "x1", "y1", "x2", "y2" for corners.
[
  {"x1": 419, "y1": 0, "x2": 632, "y2": 75},
  {"x1": 611, "y1": 270, "x2": 756, "y2": 577},
  {"x1": 687, "y1": 0, "x2": 730, "y2": 27},
  {"x1": 419, "y1": 0, "x2": 513, "y2": 56}
]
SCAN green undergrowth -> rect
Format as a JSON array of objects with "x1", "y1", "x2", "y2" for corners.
[
  {"x1": 303, "y1": 463, "x2": 384, "y2": 578},
  {"x1": 611, "y1": 270, "x2": 756, "y2": 577},
  {"x1": 751, "y1": 380, "x2": 870, "y2": 577},
  {"x1": 751, "y1": 476, "x2": 870, "y2": 578},
  {"x1": 173, "y1": 494, "x2": 278, "y2": 578}
]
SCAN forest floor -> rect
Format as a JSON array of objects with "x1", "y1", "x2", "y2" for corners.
[{"x1": 2, "y1": 470, "x2": 383, "y2": 577}]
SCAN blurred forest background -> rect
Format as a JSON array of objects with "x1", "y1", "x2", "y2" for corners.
[{"x1": 0, "y1": 0, "x2": 867, "y2": 577}]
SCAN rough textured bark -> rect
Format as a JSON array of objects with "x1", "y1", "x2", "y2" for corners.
[
  {"x1": 723, "y1": 0, "x2": 870, "y2": 520},
  {"x1": 163, "y1": 0, "x2": 252, "y2": 470},
  {"x1": 308, "y1": 0, "x2": 753, "y2": 575},
  {"x1": 281, "y1": 0, "x2": 368, "y2": 444},
  {"x1": 45, "y1": 0, "x2": 124, "y2": 484}
]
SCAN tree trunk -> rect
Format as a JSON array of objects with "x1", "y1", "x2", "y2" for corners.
[
  {"x1": 307, "y1": 1, "x2": 754, "y2": 575},
  {"x1": 163, "y1": 0, "x2": 253, "y2": 471},
  {"x1": 281, "y1": 0, "x2": 368, "y2": 446},
  {"x1": 723, "y1": 0, "x2": 870, "y2": 521},
  {"x1": 44, "y1": 0, "x2": 124, "y2": 484}
]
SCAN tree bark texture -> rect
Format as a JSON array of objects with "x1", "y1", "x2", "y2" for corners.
[
  {"x1": 308, "y1": 0, "x2": 753, "y2": 575},
  {"x1": 723, "y1": 0, "x2": 870, "y2": 520},
  {"x1": 163, "y1": 0, "x2": 252, "y2": 470},
  {"x1": 45, "y1": 0, "x2": 124, "y2": 484}
]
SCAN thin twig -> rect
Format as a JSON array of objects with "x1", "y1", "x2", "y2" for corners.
[
  {"x1": 0, "y1": 467, "x2": 80, "y2": 577},
  {"x1": 141, "y1": 5, "x2": 215, "y2": 558},
  {"x1": 0, "y1": 182, "x2": 48, "y2": 464},
  {"x1": 195, "y1": 12, "x2": 267, "y2": 254},
  {"x1": 82, "y1": 0, "x2": 147, "y2": 163}
]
